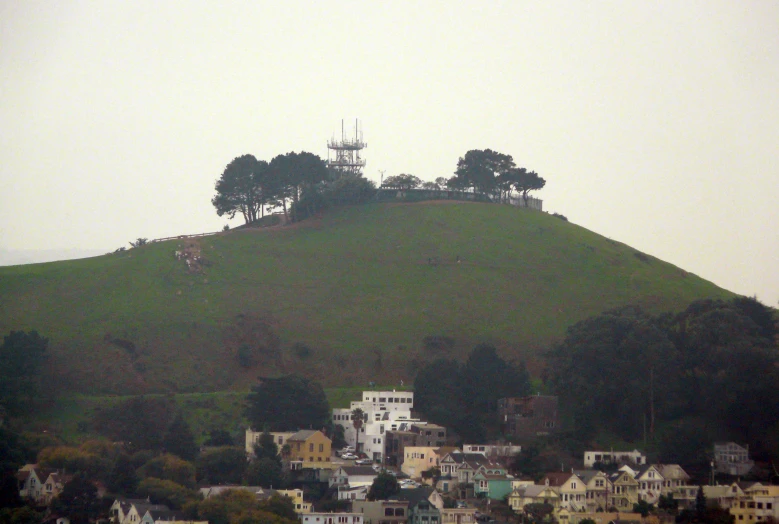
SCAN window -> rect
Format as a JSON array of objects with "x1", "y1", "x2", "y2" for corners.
[
  {"x1": 396, "y1": 509, "x2": 404, "y2": 516},
  {"x1": 320, "y1": 444, "x2": 324, "y2": 452},
  {"x1": 310, "y1": 443, "x2": 314, "y2": 452},
  {"x1": 310, "y1": 456, "x2": 314, "y2": 461},
  {"x1": 385, "y1": 508, "x2": 395, "y2": 517}
]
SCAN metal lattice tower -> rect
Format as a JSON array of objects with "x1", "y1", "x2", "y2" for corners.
[{"x1": 327, "y1": 119, "x2": 367, "y2": 177}]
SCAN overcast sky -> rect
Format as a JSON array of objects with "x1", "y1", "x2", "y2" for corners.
[{"x1": 1, "y1": 1, "x2": 777, "y2": 306}]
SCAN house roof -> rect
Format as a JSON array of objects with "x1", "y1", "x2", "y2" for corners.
[
  {"x1": 634, "y1": 464, "x2": 663, "y2": 479},
  {"x1": 132, "y1": 503, "x2": 171, "y2": 515},
  {"x1": 513, "y1": 485, "x2": 559, "y2": 498},
  {"x1": 390, "y1": 487, "x2": 435, "y2": 508},
  {"x1": 288, "y1": 430, "x2": 320, "y2": 441},
  {"x1": 542, "y1": 472, "x2": 572, "y2": 486},
  {"x1": 572, "y1": 470, "x2": 603, "y2": 484}
]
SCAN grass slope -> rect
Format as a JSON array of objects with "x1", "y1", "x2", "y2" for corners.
[{"x1": 0, "y1": 202, "x2": 734, "y2": 394}]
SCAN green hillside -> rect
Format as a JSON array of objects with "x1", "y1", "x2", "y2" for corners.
[{"x1": 0, "y1": 202, "x2": 734, "y2": 395}]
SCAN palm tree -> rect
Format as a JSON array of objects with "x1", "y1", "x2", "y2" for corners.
[{"x1": 351, "y1": 408, "x2": 365, "y2": 454}]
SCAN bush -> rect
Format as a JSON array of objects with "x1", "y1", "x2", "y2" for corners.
[{"x1": 552, "y1": 212, "x2": 568, "y2": 221}]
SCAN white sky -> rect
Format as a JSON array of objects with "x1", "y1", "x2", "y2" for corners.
[{"x1": 1, "y1": 1, "x2": 777, "y2": 305}]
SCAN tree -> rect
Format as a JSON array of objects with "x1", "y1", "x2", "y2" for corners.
[
  {"x1": 452, "y1": 149, "x2": 515, "y2": 196},
  {"x1": 460, "y1": 344, "x2": 531, "y2": 414},
  {"x1": 0, "y1": 331, "x2": 48, "y2": 416},
  {"x1": 633, "y1": 500, "x2": 654, "y2": 517},
  {"x1": 351, "y1": 408, "x2": 365, "y2": 453},
  {"x1": 244, "y1": 457, "x2": 283, "y2": 489},
  {"x1": 138, "y1": 454, "x2": 197, "y2": 488},
  {"x1": 512, "y1": 169, "x2": 546, "y2": 204},
  {"x1": 136, "y1": 477, "x2": 200, "y2": 510},
  {"x1": 129, "y1": 238, "x2": 148, "y2": 248},
  {"x1": 106, "y1": 453, "x2": 139, "y2": 495},
  {"x1": 50, "y1": 473, "x2": 101, "y2": 524},
  {"x1": 383, "y1": 174, "x2": 422, "y2": 190},
  {"x1": 91, "y1": 396, "x2": 174, "y2": 452},
  {"x1": 522, "y1": 502, "x2": 554, "y2": 524},
  {"x1": 246, "y1": 375, "x2": 330, "y2": 431},
  {"x1": 331, "y1": 424, "x2": 346, "y2": 450},
  {"x1": 212, "y1": 154, "x2": 271, "y2": 224},
  {"x1": 163, "y1": 412, "x2": 198, "y2": 461},
  {"x1": 269, "y1": 151, "x2": 330, "y2": 221},
  {"x1": 203, "y1": 429, "x2": 235, "y2": 447},
  {"x1": 254, "y1": 430, "x2": 279, "y2": 461},
  {"x1": 196, "y1": 447, "x2": 247, "y2": 485},
  {"x1": 367, "y1": 472, "x2": 399, "y2": 500}
]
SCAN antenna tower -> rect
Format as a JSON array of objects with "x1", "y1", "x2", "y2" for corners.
[{"x1": 327, "y1": 119, "x2": 367, "y2": 177}]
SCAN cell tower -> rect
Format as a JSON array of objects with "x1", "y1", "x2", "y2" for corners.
[{"x1": 327, "y1": 119, "x2": 367, "y2": 177}]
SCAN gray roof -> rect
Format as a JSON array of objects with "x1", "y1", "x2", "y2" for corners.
[
  {"x1": 390, "y1": 487, "x2": 435, "y2": 508},
  {"x1": 289, "y1": 430, "x2": 320, "y2": 441}
]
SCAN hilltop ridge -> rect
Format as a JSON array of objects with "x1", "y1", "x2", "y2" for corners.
[{"x1": 0, "y1": 202, "x2": 734, "y2": 395}]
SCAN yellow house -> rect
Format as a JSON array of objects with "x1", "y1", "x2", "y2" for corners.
[
  {"x1": 730, "y1": 484, "x2": 779, "y2": 522},
  {"x1": 277, "y1": 488, "x2": 312, "y2": 514},
  {"x1": 287, "y1": 430, "x2": 332, "y2": 464},
  {"x1": 401, "y1": 446, "x2": 441, "y2": 478}
]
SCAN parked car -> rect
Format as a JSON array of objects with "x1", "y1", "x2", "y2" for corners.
[
  {"x1": 355, "y1": 458, "x2": 373, "y2": 465},
  {"x1": 456, "y1": 501, "x2": 467, "y2": 509},
  {"x1": 341, "y1": 453, "x2": 358, "y2": 460}
]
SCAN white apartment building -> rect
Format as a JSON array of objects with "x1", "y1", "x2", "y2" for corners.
[
  {"x1": 332, "y1": 390, "x2": 414, "y2": 462},
  {"x1": 302, "y1": 513, "x2": 363, "y2": 524},
  {"x1": 463, "y1": 444, "x2": 522, "y2": 458},
  {"x1": 583, "y1": 450, "x2": 646, "y2": 468}
]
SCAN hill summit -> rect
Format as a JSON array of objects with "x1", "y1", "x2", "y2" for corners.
[{"x1": 0, "y1": 202, "x2": 733, "y2": 394}]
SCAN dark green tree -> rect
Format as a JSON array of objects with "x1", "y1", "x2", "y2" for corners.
[
  {"x1": 212, "y1": 154, "x2": 271, "y2": 224},
  {"x1": 383, "y1": 174, "x2": 422, "y2": 189},
  {"x1": 136, "y1": 477, "x2": 200, "y2": 510},
  {"x1": 246, "y1": 375, "x2": 330, "y2": 431},
  {"x1": 196, "y1": 447, "x2": 246, "y2": 485},
  {"x1": 106, "y1": 453, "x2": 139, "y2": 495},
  {"x1": 269, "y1": 151, "x2": 330, "y2": 221},
  {"x1": 254, "y1": 430, "x2": 279, "y2": 461},
  {"x1": 0, "y1": 330, "x2": 48, "y2": 416},
  {"x1": 633, "y1": 500, "x2": 653, "y2": 517},
  {"x1": 451, "y1": 149, "x2": 515, "y2": 196},
  {"x1": 460, "y1": 344, "x2": 531, "y2": 413},
  {"x1": 138, "y1": 454, "x2": 197, "y2": 488},
  {"x1": 163, "y1": 412, "x2": 198, "y2": 461},
  {"x1": 245, "y1": 457, "x2": 284, "y2": 489},
  {"x1": 50, "y1": 473, "x2": 101, "y2": 524},
  {"x1": 92, "y1": 396, "x2": 174, "y2": 451},
  {"x1": 367, "y1": 472, "x2": 399, "y2": 501},
  {"x1": 203, "y1": 430, "x2": 234, "y2": 447},
  {"x1": 331, "y1": 424, "x2": 346, "y2": 450}
]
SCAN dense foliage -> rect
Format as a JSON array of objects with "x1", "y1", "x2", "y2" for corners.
[
  {"x1": 448, "y1": 149, "x2": 545, "y2": 203},
  {"x1": 547, "y1": 297, "x2": 779, "y2": 466},
  {"x1": 0, "y1": 331, "x2": 48, "y2": 416},
  {"x1": 246, "y1": 375, "x2": 330, "y2": 431},
  {"x1": 414, "y1": 344, "x2": 532, "y2": 441}
]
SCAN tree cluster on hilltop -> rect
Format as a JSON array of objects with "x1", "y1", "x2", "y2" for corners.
[
  {"x1": 414, "y1": 343, "x2": 531, "y2": 442},
  {"x1": 212, "y1": 152, "x2": 376, "y2": 224},
  {"x1": 448, "y1": 149, "x2": 546, "y2": 204},
  {"x1": 547, "y1": 296, "x2": 779, "y2": 470}
]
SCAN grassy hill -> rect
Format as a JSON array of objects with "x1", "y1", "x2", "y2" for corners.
[{"x1": 0, "y1": 201, "x2": 735, "y2": 395}]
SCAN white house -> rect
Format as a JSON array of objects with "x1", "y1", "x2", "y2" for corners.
[
  {"x1": 329, "y1": 466, "x2": 378, "y2": 489},
  {"x1": 714, "y1": 442, "x2": 754, "y2": 476},
  {"x1": 245, "y1": 429, "x2": 296, "y2": 455},
  {"x1": 463, "y1": 444, "x2": 521, "y2": 458},
  {"x1": 302, "y1": 513, "x2": 363, "y2": 524},
  {"x1": 332, "y1": 390, "x2": 414, "y2": 462},
  {"x1": 583, "y1": 450, "x2": 646, "y2": 468},
  {"x1": 634, "y1": 465, "x2": 664, "y2": 504}
]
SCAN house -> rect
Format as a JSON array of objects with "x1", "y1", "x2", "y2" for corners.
[
  {"x1": 353, "y1": 500, "x2": 409, "y2": 524},
  {"x1": 634, "y1": 465, "x2": 664, "y2": 504},
  {"x1": 439, "y1": 508, "x2": 477, "y2": 524},
  {"x1": 330, "y1": 466, "x2": 378, "y2": 489},
  {"x1": 287, "y1": 430, "x2": 332, "y2": 464},
  {"x1": 338, "y1": 485, "x2": 370, "y2": 501},
  {"x1": 508, "y1": 485, "x2": 560, "y2": 513},
  {"x1": 498, "y1": 395, "x2": 559, "y2": 438},
  {"x1": 386, "y1": 431, "x2": 421, "y2": 468},
  {"x1": 333, "y1": 390, "x2": 415, "y2": 462},
  {"x1": 714, "y1": 442, "x2": 754, "y2": 476},
  {"x1": 391, "y1": 487, "x2": 445, "y2": 524},
  {"x1": 655, "y1": 464, "x2": 690, "y2": 494},
  {"x1": 542, "y1": 472, "x2": 586, "y2": 512},
  {"x1": 463, "y1": 444, "x2": 521, "y2": 461},
  {"x1": 583, "y1": 450, "x2": 646, "y2": 468},
  {"x1": 438, "y1": 452, "x2": 506, "y2": 486},
  {"x1": 277, "y1": 488, "x2": 312, "y2": 513},
  {"x1": 17, "y1": 465, "x2": 54, "y2": 503},
  {"x1": 40, "y1": 471, "x2": 73, "y2": 505},
  {"x1": 302, "y1": 513, "x2": 363, "y2": 524},
  {"x1": 401, "y1": 447, "x2": 441, "y2": 478},
  {"x1": 608, "y1": 471, "x2": 639, "y2": 510},
  {"x1": 245, "y1": 429, "x2": 296, "y2": 455},
  {"x1": 698, "y1": 483, "x2": 744, "y2": 510},
  {"x1": 109, "y1": 499, "x2": 173, "y2": 524},
  {"x1": 472, "y1": 472, "x2": 515, "y2": 501},
  {"x1": 409, "y1": 424, "x2": 447, "y2": 448},
  {"x1": 572, "y1": 470, "x2": 611, "y2": 512},
  {"x1": 730, "y1": 483, "x2": 779, "y2": 521}
]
